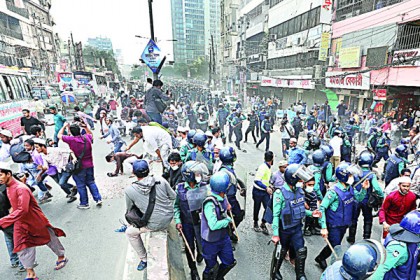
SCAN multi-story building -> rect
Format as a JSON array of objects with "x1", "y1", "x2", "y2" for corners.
[
  {"x1": 171, "y1": 0, "x2": 220, "y2": 66},
  {"x1": 87, "y1": 36, "x2": 113, "y2": 52},
  {"x1": 326, "y1": 0, "x2": 420, "y2": 116}
]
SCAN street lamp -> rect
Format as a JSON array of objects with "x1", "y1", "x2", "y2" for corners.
[{"x1": 134, "y1": 35, "x2": 178, "y2": 43}]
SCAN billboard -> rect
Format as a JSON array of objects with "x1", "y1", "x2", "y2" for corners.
[
  {"x1": 319, "y1": 33, "x2": 331, "y2": 61},
  {"x1": 141, "y1": 39, "x2": 163, "y2": 74},
  {"x1": 338, "y1": 46, "x2": 361, "y2": 68},
  {"x1": 326, "y1": 72, "x2": 370, "y2": 90}
]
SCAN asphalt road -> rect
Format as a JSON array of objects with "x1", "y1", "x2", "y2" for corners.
[{"x1": 0, "y1": 115, "x2": 418, "y2": 280}]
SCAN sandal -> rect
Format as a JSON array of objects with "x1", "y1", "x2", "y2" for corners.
[
  {"x1": 107, "y1": 173, "x2": 118, "y2": 177},
  {"x1": 54, "y1": 258, "x2": 69, "y2": 270}
]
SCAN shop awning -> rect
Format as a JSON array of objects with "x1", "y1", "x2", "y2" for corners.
[{"x1": 320, "y1": 89, "x2": 339, "y2": 108}]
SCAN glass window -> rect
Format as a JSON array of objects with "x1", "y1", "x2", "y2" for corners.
[
  {"x1": 301, "y1": 12, "x2": 308, "y2": 30},
  {"x1": 289, "y1": 18, "x2": 295, "y2": 35},
  {"x1": 17, "y1": 77, "x2": 29, "y2": 97},
  {"x1": 295, "y1": 15, "x2": 301, "y2": 33},
  {"x1": 10, "y1": 76, "x2": 22, "y2": 98},
  {"x1": 4, "y1": 76, "x2": 15, "y2": 99},
  {"x1": 0, "y1": 78, "x2": 6, "y2": 102}
]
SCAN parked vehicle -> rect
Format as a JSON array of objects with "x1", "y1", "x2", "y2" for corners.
[{"x1": 32, "y1": 86, "x2": 61, "y2": 113}]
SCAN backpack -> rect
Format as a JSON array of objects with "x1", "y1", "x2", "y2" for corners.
[{"x1": 10, "y1": 137, "x2": 32, "y2": 163}]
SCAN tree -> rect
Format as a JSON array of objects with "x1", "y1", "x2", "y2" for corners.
[{"x1": 82, "y1": 46, "x2": 122, "y2": 79}]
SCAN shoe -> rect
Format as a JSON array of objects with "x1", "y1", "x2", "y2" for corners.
[
  {"x1": 70, "y1": 188, "x2": 78, "y2": 197},
  {"x1": 67, "y1": 196, "x2": 77, "y2": 203},
  {"x1": 260, "y1": 223, "x2": 269, "y2": 235},
  {"x1": 253, "y1": 222, "x2": 260, "y2": 232},
  {"x1": 39, "y1": 194, "x2": 52, "y2": 204},
  {"x1": 137, "y1": 260, "x2": 147, "y2": 271},
  {"x1": 196, "y1": 253, "x2": 203, "y2": 263},
  {"x1": 96, "y1": 200, "x2": 103, "y2": 206},
  {"x1": 11, "y1": 263, "x2": 19, "y2": 268},
  {"x1": 230, "y1": 233, "x2": 239, "y2": 243},
  {"x1": 304, "y1": 229, "x2": 312, "y2": 236},
  {"x1": 315, "y1": 256, "x2": 327, "y2": 270},
  {"x1": 115, "y1": 224, "x2": 127, "y2": 233},
  {"x1": 77, "y1": 204, "x2": 90, "y2": 210},
  {"x1": 46, "y1": 192, "x2": 53, "y2": 198}
]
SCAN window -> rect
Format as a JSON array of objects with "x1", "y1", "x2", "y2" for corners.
[
  {"x1": 295, "y1": 15, "x2": 301, "y2": 33},
  {"x1": 301, "y1": 12, "x2": 308, "y2": 30},
  {"x1": 0, "y1": 78, "x2": 6, "y2": 102}
]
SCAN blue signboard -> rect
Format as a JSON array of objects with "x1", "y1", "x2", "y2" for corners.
[{"x1": 141, "y1": 39, "x2": 162, "y2": 74}]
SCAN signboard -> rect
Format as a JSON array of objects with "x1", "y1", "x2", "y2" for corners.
[
  {"x1": 322, "y1": 0, "x2": 332, "y2": 10},
  {"x1": 141, "y1": 39, "x2": 163, "y2": 74},
  {"x1": 374, "y1": 102, "x2": 384, "y2": 113},
  {"x1": 366, "y1": 46, "x2": 388, "y2": 67},
  {"x1": 325, "y1": 72, "x2": 370, "y2": 90},
  {"x1": 319, "y1": 33, "x2": 331, "y2": 61},
  {"x1": 261, "y1": 77, "x2": 315, "y2": 89},
  {"x1": 373, "y1": 89, "x2": 387, "y2": 100},
  {"x1": 338, "y1": 46, "x2": 361, "y2": 68},
  {"x1": 392, "y1": 48, "x2": 420, "y2": 66}
]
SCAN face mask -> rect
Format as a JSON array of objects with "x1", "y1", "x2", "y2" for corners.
[
  {"x1": 195, "y1": 176, "x2": 202, "y2": 183},
  {"x1": 171, "y1": 165, "x2": 179, "y2": 171},
  {"x1": 306, "y1": 187, "x2": 314, "y2": 193},
  {"x1": 296, "y1": 182, "x2": 303, "y2": 188},
  {"x1": 347, "y1": 176, "x2": 354, "y2": 185}
]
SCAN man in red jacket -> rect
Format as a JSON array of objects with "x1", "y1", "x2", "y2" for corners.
[
  {"x1": 0, "y1": 163, "x2": 68, "y2": 280},
  {"x1": 378, "y1": 176, "x2": 417, "y2": 238}
]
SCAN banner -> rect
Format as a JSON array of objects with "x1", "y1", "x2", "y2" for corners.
[
  {"x1": 320, "y1": 89, "x2": 339, "y2": 109},
  {"x1": 325, "y1": 72, "x2": 370, "y2": 90},
  {"x1": 318, "y1": 33, "x2": 331, "y2": 61},
  {"x1": 373, "y1": 89, "x2": 387, "y2": 100},
  {"x1": 338, "y1": 46, "x2": 361, "y2": 68},
  {"x1": 392, "y1": 48, "x2": 420, "y2": 67},
  {"x1": 261, "y1": 77, "x2": 315, "y2": 89}
]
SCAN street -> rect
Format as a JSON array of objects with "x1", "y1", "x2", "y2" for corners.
[{"x1": 2, "y1": 120, "x2": 417, "y2": 280}]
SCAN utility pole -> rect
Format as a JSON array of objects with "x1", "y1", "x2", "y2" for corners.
[
  {"x1": 209, "y1": 41, "x2": 212, "y2": 87},
  {"x1": 148, "y1": 0, "x2": 158, "y2": 80},
  {"x1": 70, "y1": 32, "x2": 78, "y2": 70},
  {"x1": 32, "y1": 14, "x2": 44, "y2": 75},
  {"x1": 67, "y1": 38, "x2": 73, "y2": 71}
]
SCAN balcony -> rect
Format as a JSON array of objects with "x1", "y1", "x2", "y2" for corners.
[
  {"x1": 336, "y1": 0, "x2": 403, "y2": 22},
  {"x1": 6, "y1": 2, "x2": 29, "y2": 18},
  {"x1": 0, "y1": 25, "x2": 23, "y2": 40}
]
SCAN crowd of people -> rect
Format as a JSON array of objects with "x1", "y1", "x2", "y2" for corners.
[{"x1": 0, "y1": 77, "x2": 419, "y2": 280}]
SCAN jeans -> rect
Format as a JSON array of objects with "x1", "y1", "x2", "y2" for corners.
[
  {"x1": 146, "y1": 111, "x2": 162, "y2": 124},
  {"x1": 114, "y1": 141, "x2": 124, "y2": 153},
  {"x1": 72, "y1": 167, "x2": 102, "y2": 205},
  {"x1": 252, "y1": 188, "x2": 270, "y2": 223},
  {"x1": 3, "y1": 229, "x2": 20, "y2": 266},
  {"x1": 58, "y1": 171, "x2": 74, "y2": 195},
  {"x1": 86, "y1": 113, "x2": 95, "y2": 129},
  {"x1": 245, "y1": 126, "x2": 257, "y2": 143}
]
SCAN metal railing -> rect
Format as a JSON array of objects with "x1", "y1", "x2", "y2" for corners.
[
  {"x1": 394, "y1": 23, "x2": 420, "y2": 51},
  {"x1": 335, "y1": 0, "x2": 403, "y2": 22},
  {"x1": 6, "y1": 2, "x2": 29, "y2": 18}
]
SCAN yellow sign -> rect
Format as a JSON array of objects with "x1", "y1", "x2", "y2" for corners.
[
  {"x1": 338, "y1": 46, "x2": 361, "y2": 68},
  {"x1": 318, "y1": 33, "x2": 331, "y2": 61}
]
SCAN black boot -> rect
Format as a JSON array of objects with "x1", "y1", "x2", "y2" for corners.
[
  {"x1": 295, "y1": 247, "x2": 307, "y2": 280},
  {"x1": 216, "y1": 261, "x2": 237, "y2": 280},
  {"x1": 346, "y1": 224, "x2": 357, "y2": 244},
  {"x1": 315, "y1": 246, "x2": 331, "y2": 270},
  {"x1": 191, "y1": 268, "x2": 200, "y2": 280},
  {"x1": 203, "y1": 263, "x2": 219, "y2": 280},
  {"x1": 270, "y1": 247, "x2": 287, "y2": 280},
  {"x1": 363, "y1": 222, "x2": 373, "y2": 239}
]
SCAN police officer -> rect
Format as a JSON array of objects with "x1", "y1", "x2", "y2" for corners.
[
  {"x1": 371, "y1": 210, "x2": 420, "y2": 279},
  {"x1": 305, "y1": 110, "x2": 317, "y2": 131},
  {"x1": 347, "y1": 151, "x2": 384, "y2": 244},
  {"x1": 218, "y1": 147, "x2": 245, "y2": 243},
  {"x1": 216, "y1": 104, "x2": 229, "y2": 128},
  {"x1": 186, "y1": 132, "x2": 214, "y2": 173},
  {"x1": 384, "y1": 144, "x2": 409, "y2": 186},
  {"x1": 315, "y1": 162, "x2": 369, "y2": 269},
  {"x1": 320, "y1": 239, "x2": 385, "y2": 280},
  {"x1": 244, "y1": 111, "x2": 258, "y2": 144},
  {"x1": 180, "y1": 130, "x2": 197, "y2": 162},
  {"x1": 197, "y1": 110, "x2": 209, "y2": 132},
  {"x1": 231, "y1": 110, "x2": 246, "y2": 151},
  {"x1": 367, "y1": 127, "x2": 380, "y2": 154},
  {"x1": 292, "y1": 112, "x2": 303, "y2": 141},
  {"x1": 174, "y1": 161, "x2": 210, "y2": 280},
  {"x1": 372, "y1": 131, "x2": 391, "y2": 167},
  {"x1": 226, "y1": 108, "x2": 237, "y2": 143},
  {"x1": 308, "y1": 149, "x2": 328, "y2": 199},
  {"x1": 271, "y1": 164, "x2": 322, "y2": 280},
  {"x1": 201, "y1": 171, "x2": 236, "y2": 280},
  {"x1": 340, "y1": 132, "x2": 353, "y2": 163},
  {"x1": 320, "y1": 145, "x2": 335, "y2": 196},
  {"x1": 258, "y1": 107, "x2": 267, "y2": 138},
  {"x1": 187, "y1": 105, "x2": 197, "y2": 129},
  {"x1": 256, "y1": 115, "x2": 273, "y2": 152}
]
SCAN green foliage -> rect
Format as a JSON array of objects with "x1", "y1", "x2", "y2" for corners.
[{"x1": 82, "y1": 45, "x2": 122, "y2": 79}]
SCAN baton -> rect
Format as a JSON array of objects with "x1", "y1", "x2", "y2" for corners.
[
  {"x1": 323, "y1": 237, "x2": 339, "y2": 260},
  {"x1": 228, "y1": 210, "x2": 240, "y2": 242},
  {"x1": 178, "y1": 228, "x2": 196, "y2": 262}
]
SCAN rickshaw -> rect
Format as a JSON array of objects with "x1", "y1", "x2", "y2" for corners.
[{"x1": 60, "y1": 91, "x2": 77, "y2": 117}]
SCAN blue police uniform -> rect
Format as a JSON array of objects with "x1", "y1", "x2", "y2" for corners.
[
  {"x1": 256, "y1": 119, "x2": 272, "y2": 151},
  {"x1": 219, "y1": 165, "x2": 244, "y2": 228},
  {"x1": 187, "y1": 148, "x2": 214, "y2": 174},
  {"x1": 226, "y1": 112, "x2": 236, "y2": 143},
  {"x1": 217, "y1": 108, "x2": 229, "y2": 127},
  {"x1": 320, "y1": 261, "x2": 345, "y2": 280},
  {"x1": 232, "y1": 114, "x2": 246, "y2": 150},
  {"x1": 373, "y1": 136, "x2": 391, "y2": 165},
  {"x1": 201, "y1": 195, "x2": 235, "y2": 274},
  {"x1": 384, "y1": 154, "x2": 405, "y2": 186}
]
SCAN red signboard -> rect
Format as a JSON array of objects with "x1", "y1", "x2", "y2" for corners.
[
  {"x1": 374, "y1": 102, "x2": 384, "y2": 113},
  {"x1": 373, "y1": 89, "x2": 387, "y2": 100}
]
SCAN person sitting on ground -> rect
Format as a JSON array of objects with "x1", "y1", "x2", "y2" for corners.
[{"x1": 105, "y1": 152, "x2": 143, "y2": 177}]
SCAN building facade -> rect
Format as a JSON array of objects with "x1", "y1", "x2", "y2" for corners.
[
  {"x1": 171, "y1": 0, "x2": 220, "y2": 65},
  {"x1": 326, "y1": 0, "x2": 420, "y2": 117},
  {"x1": 87, "y1": 36, "x2": 113, "y2": 52}
]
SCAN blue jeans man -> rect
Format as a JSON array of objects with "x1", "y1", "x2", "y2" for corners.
[
  {"x1": 3, "y1": 228, "x2": 23, "y2": 268},
  {"x1": 72, "y1": 167, "x2": 102, "y2": 207},
  {"x1": 146, "y1": 112, "x2": 162, "y2": 124}
]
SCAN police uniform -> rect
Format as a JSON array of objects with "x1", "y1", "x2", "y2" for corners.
[
  {"x1": 231, "y1": 114, "x2": 246, "y2": 150},
  {"x1": 174, "y1": 182, "x2": 209, "y2": 273},
  {"x1": 320, "y1": 161, "x2": 334, "y2": 196},
  {"x1": 348, "y1": 167, "x2": 384, "y2": 242},
  {"x1": 226, "y1": 112, "x2": 236, "y2": 143},
  {"x1": 371, "y1": 235, "x2": 420, "y2": 279},
  {"x1": 216, "y1": 107, "x2": 229, "y2": 128},
  {"x1": 308, "y1": 165, "x2": 325, "y2": 200},
  {"x1": 272, "y1": 185, "x2": 312, "y2": 278},
  {"x1": 340, "y1": 136, "x2": 352, "y2": 163},
  {"x1": 315, "y1": 182, "x2": 367, "y2": 266},
  {"x1": 367, "y1": 134, "x2": 379, "y2": 152},
  {"x1": 373, "y1": 135, "x2": 391, "y2": 165},
  {"x1": 305, "y1": 115, "x2": 317, "y2": 131},
  {"x1": 256, "y1": 118, "x2": 272, "y2": 151},
  {"x1": 201, "y1": 193, "x2": 235, "y2": 277},
  {"x1": 219, "y1": 164, "x2": 243, "y2": 230},
  {"x1": 384, "y1": 154, "x2": 407, "y2": 186},
  {"x1": 180, "y1": 143, "x2": 195, "y2": 163},
  {"x1": 186, "y1": 148, "x2": 214, "y2": 174}
]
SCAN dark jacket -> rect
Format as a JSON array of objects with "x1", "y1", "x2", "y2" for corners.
[
  {"x1": 0, "y1": 185, "x2": 13, "y2": 235},
  {"x1": 162, "y1": 166, "x2": 184, "y2": 189},
  {"x1": 145, "y1": 87, "x2": 170, "y2": 113}
]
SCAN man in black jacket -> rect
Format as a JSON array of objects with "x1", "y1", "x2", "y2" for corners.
[
  {"x1": 163, "y1": 152, "x2": 184, "y2": 189},
  {"x1": 244, "y1": 110, "x2": 258, "y2": 144}
]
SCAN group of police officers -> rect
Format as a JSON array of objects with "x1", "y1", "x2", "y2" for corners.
[{"x1": 159, "y1": 95, "x2": 419, "y2": 280}]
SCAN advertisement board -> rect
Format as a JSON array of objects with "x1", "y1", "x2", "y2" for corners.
[
  {"x1": 338, "y1": 46, "x2": 361, "y2": 68},
  {"x1": 326, "y1": 72, "x2": 370, "y2": 90},
  {"x1": 373, "y1": 89, "x2": 387, "y2": 100},
  {"x1": 141, "y1": 39, "x2": 163, "y2": 74},
  {"x1": 319, "y1": 33, "x2": 331, "y2": 61}
]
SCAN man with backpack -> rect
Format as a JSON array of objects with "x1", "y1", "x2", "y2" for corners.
[
  {"x1": 144, "y1": 80, "x2": 171, "y2": 124},
  {"x1": 125, "y1": 160, "x2": 176, "y2": 271}
]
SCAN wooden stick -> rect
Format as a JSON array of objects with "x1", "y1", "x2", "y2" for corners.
[
  {"x1": 324, "y1": 237, "x2": 339, "y2": 260},
  {"x1": 178, "y1": 228, "x2": 196, "y2": 262},
  {"x1": 229, "y1": 210, "x2": 240, "y2": 242}
]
